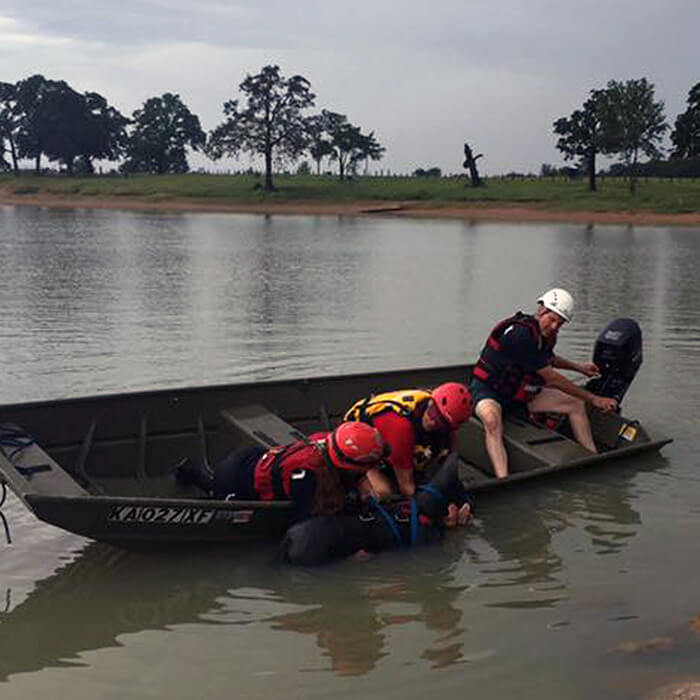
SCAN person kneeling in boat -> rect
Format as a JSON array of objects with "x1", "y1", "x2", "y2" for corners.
[
  {"x1": 470, "y1": 288, "x2": 618, "y2": 479},
  {"x1": 343, "y1": 382, "x2": 473, "y2": 500},
  {"x1": 176, "y1": 422, "x2": 388, "y2": 521},
  {"x1": 280, "y1": 451, "x2": 474, "y2": 566}
]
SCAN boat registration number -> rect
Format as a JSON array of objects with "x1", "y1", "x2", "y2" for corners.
[{"x1": 108, "y1": 505, "x2": 216, "y2": 525}]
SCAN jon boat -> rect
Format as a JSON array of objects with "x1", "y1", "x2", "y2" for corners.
[{"x1": 0, "y1": 319, "x2": 671, "y2": 547}]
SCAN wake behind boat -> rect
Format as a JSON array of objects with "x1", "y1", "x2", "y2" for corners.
[{"x1": 0, "y1": 319, "x2": 671, "y2": 546}]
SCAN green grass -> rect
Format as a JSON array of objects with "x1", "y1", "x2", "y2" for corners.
[{"x1": 1, "y1": 173, "x2": 700, "y2": 214}]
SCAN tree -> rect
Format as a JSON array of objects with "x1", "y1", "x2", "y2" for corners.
[
  {"x1": 76, "y1": 92, "x2": 129, "y2": 173},
  {"x1": 123, "y1": 93, "x2": 205, "y2": 174},
  {"x1": 352, "y1": 130, "x2": 385, "y2": 175},
  {"x1": 462, "y1": 142, "x2": 483, "y2": 187},
  {"x1": 13, "y1": 74, "x2": 63, "y2": 173},
  {"x1": 671, "y1": 81, "x2": 700, "y2": 159},
  {"x1": 322, "y1": 110, "x2": 384, "y2": 180},
  {"x1": 207, "y1": 65, "x2": 315, "y2": 191},
  {"x1": 306, "y1": 113, "x2": 334, "y2": 175},
  {"x1": 553, "y1": 91, "x2": 605, "y2": 191},
  {"x1": 0, "y1": 81, "x2": 20, "y2": 172},
  {"x1": 598, "y1": 78, "x2": 668, "y2": 194}
]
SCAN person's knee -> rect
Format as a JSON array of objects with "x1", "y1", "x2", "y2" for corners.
[
  {"x1": 566, "y1": 396, "x2": 587, "y2": 416},
  {"x1": 479, "y1": 408, "x2": 503, "y2": 436}
]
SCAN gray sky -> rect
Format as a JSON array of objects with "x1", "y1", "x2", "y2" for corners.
[{"x1": 1, "y1": 1, "x2": 699, "y2": 175}]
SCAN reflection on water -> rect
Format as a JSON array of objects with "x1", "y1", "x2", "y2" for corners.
[{"x1": 1, "y1": 205, "x2": 700, "y2": 698}]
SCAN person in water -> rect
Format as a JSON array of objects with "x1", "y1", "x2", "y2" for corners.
[
  {"x1": 343, "y1": 382, "x2": 473, "y2": 499},
  {"x1": 280, "y1": 450, "x2": 474, "y2": 566},
  {"x1": 176, "y1": 421, "x2": 388, "y2": 521},
  {"x1": 470, "y1": 288, "x2": 618, "y2": 478}
]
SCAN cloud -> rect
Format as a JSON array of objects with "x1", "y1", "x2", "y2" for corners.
[{"x1": 1, "y1": 1, "x2": 699, "y2": 174}]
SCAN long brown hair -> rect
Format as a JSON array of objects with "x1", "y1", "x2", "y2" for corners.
[{"x1": 310, "y1": 443, "x2": 348, "y2": 516}]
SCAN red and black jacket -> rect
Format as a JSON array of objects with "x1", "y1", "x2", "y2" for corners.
[
  {"x1": 472, "y1": 312, "x2": 555, "y2": 402},
  {"x1": 253, "y1": 433, "x2": 329, "y2": 501}
]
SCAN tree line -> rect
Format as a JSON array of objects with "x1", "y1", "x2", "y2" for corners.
[
  {"x1": 553, "y1": 78, "x2": 700, "y2": 193},
  {"x1": 0, "y1": 65, "x2": 385, "y2": 190}
]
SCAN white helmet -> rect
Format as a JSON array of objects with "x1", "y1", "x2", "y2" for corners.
[{"x1": 538, "y1": 288, "x2": 574, "y2": 322}]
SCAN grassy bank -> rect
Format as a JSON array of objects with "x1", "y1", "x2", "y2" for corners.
[{"x1": 1, "y1": 173, "x2": 700, "y2": 214}]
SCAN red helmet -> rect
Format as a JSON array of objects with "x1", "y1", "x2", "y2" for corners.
[
  {"x1": 327, "y1": 422, "x2": 387, "y2": 471},
  {"x1": 431, "y1": 382, "x2": 472, "y2": 429}
]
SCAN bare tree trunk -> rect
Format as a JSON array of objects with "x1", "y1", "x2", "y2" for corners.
[{"x1": 463, "y1": 142, "x2": 484, "y2": 187}]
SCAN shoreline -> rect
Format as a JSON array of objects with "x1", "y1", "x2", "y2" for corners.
[{"x1": 1, "y1": 190, "x2": 700, "y2": 226}]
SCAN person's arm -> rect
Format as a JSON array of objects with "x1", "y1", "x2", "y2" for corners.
[
  {"x1": 357, "y1": 468, "x2": 394, "y2": 502},
  {"x1": 537, "y1": 366, "x2": 617, "y2": 412},
  {"x1": 372, "y1": 412, "x2": 418, "y2": 497},
  {"x1": 552, "y1": 355, "x2": 600, "y2": 377}
]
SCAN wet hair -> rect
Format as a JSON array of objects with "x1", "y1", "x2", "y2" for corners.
[{"x1": 310, "y1": 445, "x2": 348, "y2": 516}]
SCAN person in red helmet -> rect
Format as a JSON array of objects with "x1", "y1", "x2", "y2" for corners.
[
  {"x1": 343, "y1": 382, "x2": 473, "y2": 505},
  {"x1": 176, "y1": 421, "x2": 388, "y2": 522}
]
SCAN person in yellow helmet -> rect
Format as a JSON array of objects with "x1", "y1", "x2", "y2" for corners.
[{"x1": 470, "y1": 289, "x2": 618, "y2": 478}]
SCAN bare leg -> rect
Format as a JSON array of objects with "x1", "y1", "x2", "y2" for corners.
[
  {"x1": 529, "y1": 388, "x2": 597, "y2": 453},
  {"x1": 475, "y1": 398, "x2": 509, "y2": 478}
]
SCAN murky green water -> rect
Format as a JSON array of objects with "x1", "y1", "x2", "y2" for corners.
[{"x1": 0, "y1": 205, "x2": 699, "y2": 699}]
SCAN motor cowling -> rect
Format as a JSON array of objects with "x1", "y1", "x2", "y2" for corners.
[{"x1": 585, "y1": 318, "x2": 642, "y2": 405}]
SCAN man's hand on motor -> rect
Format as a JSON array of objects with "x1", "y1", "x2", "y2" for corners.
[
  {"x1": 580, "y1": 362, "x2": 601, "y2": 377},
  {"x1": 591, "y1": 395, "x2": 618, "y2": 412}
]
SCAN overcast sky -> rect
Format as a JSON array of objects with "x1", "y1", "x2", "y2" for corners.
[{"x1": 1, "y1": 1, "x2": 699, "y2": 175}]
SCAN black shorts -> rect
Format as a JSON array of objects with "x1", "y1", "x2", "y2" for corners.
[{"x1": 469, "y1": 379, "x2": 529, "y2": 418}]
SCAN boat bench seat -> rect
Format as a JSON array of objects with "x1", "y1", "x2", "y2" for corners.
[
  {"x1": 219, "y1": 404, "x2": 306, "y2": 449},
  {"x1": 0, "y1": 425, "x2": 89, "y2": 498}
]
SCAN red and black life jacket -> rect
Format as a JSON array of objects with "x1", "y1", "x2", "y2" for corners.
[
  {"x1": 253, "y1": 432, "x2": 330, "y2": 501},
  {"x1": 472, "y1": 312, "x2": 555, "y2": 402}
]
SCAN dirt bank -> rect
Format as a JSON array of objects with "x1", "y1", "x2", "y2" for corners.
[{"x1": 1, "y1": 190, "x2": 699, "y2": 226}]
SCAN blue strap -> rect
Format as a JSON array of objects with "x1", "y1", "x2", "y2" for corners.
[
  {"x1": 369, "y1": 497, "x2": 402, "y2": 548},
  {"x1": 417, "y1": 483, "x2": 475, "y2": 512},
  {"x1": 417, "y1": 483, "x2": 447, "y2": 504},
  {"x1": 410, "y1": 497, "x2": 418, "y2": 546}
]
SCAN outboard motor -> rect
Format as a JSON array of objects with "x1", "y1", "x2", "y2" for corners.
[{"x1": 585, "y1": 318, "x2": 642, "y2": 406}]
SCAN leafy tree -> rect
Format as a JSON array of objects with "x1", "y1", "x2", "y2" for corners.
[
  {"x1": 76, "y1": 92, "x2": 129, "y2": 173},
  {"x1": 414, "y1": 167, "x2": 442, "y2": 177},
  {"x1": 123, "y1": 93, "x2": 205, "y2": 174},
  {"x1": 671, "y1": 81, "x2": 700, "y2": 159},
  {"x1": 14, "y1": 74, "x2": 63, "y2": 173},
  {"x1": 598, "y1": 78, "x2": 668, "y2": 194},
  {"x1": 553, "y1": 91, "x2": 605, "y2": 191},
  {"x1": 351, "y1": 130, "x2": 385, "y2": 175},
  {"x1": 322, "y1": 110, "x2": 384, "y2": 179},
  {"x1": 207, "y1": 65, "x2": 315, "y2": 191},
  {"x1": 306, "y1": 114, "x2": 334, "y2": 175},
  {"x1": 0, "y1": 81, "x2": 20, "y2": 172},
  {"x1": 8, "y1": 75, "x2": 128, "y2": 174}
]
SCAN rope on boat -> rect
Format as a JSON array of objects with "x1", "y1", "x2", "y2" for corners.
[
  {"x1": 0, "y1": 480, "x2": 11, "y2": 545},
  {"x1": 0, "y1": 424, "x2": 37, "y2": 546},
  {"x1": 0, "y1": 423, "x2": 36, "y2": 461}
]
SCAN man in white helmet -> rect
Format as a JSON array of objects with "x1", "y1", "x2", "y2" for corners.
[{"x1": 470, "y1": 288, "x2": 618, "y2": 478}]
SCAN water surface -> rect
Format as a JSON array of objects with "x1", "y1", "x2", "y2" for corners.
[{"x1": 0, "y1": 205, "x2": 698, "y2": 699}]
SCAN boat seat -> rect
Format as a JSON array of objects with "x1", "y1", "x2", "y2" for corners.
[
  {"x1": 0, "y1": 426, "x2": 89, "y2": 498},
  {"x1": 219, "y1": 404, "x2": 306, "y2": 449}
]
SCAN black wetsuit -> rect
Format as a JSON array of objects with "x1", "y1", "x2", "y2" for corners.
[{"x1": 279, "y1": 452, "x2": 473, "y2": 566}]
